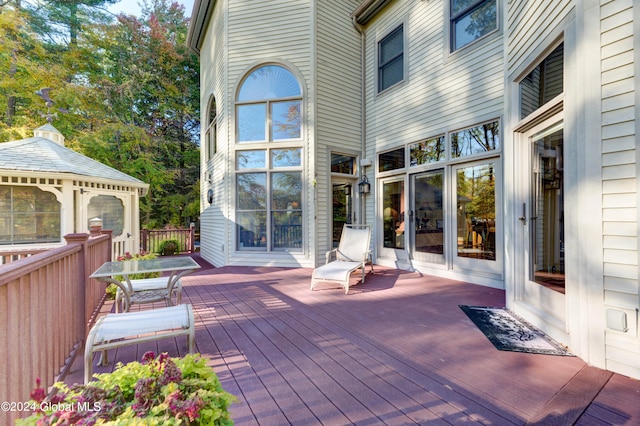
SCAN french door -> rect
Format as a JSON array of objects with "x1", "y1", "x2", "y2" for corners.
[
  {"x1": 409, "y1": 170, "x2": 445, "y2": 264},
  {"x1": 452, "y1": 160, "x2": 502, "y2": 276},
  {"x1": 518, "y1": 119, "x2": 566, "y2": 329}
]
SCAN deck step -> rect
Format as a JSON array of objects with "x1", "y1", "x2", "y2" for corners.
[{"x1": 526, "y1": 365, "x2": 613, "y2": 425}]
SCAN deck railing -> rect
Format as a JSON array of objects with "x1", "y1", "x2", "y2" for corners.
[
  {"x1": 140, "y1": 226, "x2": 196, "y2": 254},
  {"x1": 0, "y1": 231, "x2": 112, "y2": 425}
]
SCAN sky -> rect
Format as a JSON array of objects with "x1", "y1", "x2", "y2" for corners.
[{"x1": 107, "y1": 0, "x2": 195, "y2": 19}]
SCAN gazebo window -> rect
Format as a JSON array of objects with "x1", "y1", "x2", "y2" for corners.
[
  {"x1": 88, "y1": 195, "x2": 124, "y2": 237},
  {"x1": 0, "y1": 186, "x2": 61, "y2": 244}
]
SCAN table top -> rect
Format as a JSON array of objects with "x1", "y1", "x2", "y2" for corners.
[{"x1": 90, "y1": 256, "x2": 200, "y2": 278}]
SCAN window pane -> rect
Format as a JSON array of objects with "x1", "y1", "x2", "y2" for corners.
[
  {"x1": 272, "y1": 101, "x2": 301, "y2": 140},
  {"x1": 379, "y1": 26, "x2": 403, "y2": 91},
  {"x1": 272, "y1": 149, "x2": 301, "y2": 168},
  {"x1": 453, "y1": 0, "x2": 496, "y2": 50},
  {"x1": 237, "y1": 150, "x2": 266, "y2": 169},
  {"x1": 237, "y1": 211, "x2": 266, "y2": 250},
  {"x1": 380, "y1": 26, "x2": 403, "y2": 64},
  {"x1": 238, "y1": 104, "x2": 266, "y2": 142},
  {"x1": 272, "y1": 211, "x2": 302, "y2": 249},
  {"x1": 88, "y1": 195, "x2": 124, "y2": 237},
  {"x1": 452, "y1": 0, "x2": 480, "y2": 16},
  {"x1": 237, "y1": 173, "x2": 267, "y2": 209},
  {"x1": 271, "y1": 172, "x2": 302, "y2": 210},
  {"x1": 410, "y1": 136, "x2": 446, "y2": 166},
  {"x1": 379, "y1": 148, "x2": 405, "y2": 172},
  {"x1": 382, "y1": 180, "x2": 405, "y2": 249},
  {"x1": 414, "y1": 171, "x2": 444, "y2": 255},
  {"x1": 451, "y1": 121, "x2": 499, "y2": 158},
  {"x1": 520, "y1": 43, "x2": 564, "y2": 119},
  {"x1": 457, "y1": 163, "x2": 496, "y2": 260},
  {"x1": 238, "y1": 65, "x2": 301, "y2": 101},
  {"x1": 331, "y1": 154, "x2": 355, "y2": 174},
  {"x1": 380, "y1": 57, "x2": 404, "y2": 91}
]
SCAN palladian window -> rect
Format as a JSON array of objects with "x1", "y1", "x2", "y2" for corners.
[
  {"x1": 236, "y1": 65, "x2": 302, "y2": 143},
  {"x1": 235, "y1": 65, "x2": 304, "y2": 252}
]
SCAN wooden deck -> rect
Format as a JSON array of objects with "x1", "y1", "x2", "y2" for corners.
[{"x1": 65, "y1": 255, "x2": 640, "y2": 425}]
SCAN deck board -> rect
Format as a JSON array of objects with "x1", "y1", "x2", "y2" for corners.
[{"x1": 64, "y1": 256, "x2": 640, "y2": 425}]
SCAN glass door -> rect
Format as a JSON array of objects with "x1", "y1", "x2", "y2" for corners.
[
  {"x1": 379, "y1": 178, "x2": 406, "y2": 257},
  {"x1": 331, "y1": 181, "x2": 354, "y2": 248},
  {"x1": 409, "y1": 170, "x2": 445, "y2": 264},
  {"x1": 453, "y1": 160, "x2": 501, "y2": 276}
]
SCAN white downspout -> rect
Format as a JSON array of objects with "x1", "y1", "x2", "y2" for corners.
[{"x1": 352, "y1": 16, "x2": 367, "y2": 225}]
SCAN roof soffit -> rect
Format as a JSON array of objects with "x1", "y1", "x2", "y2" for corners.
[
  {"x1": 353, "y1": 0, "x2": 395, "y2": 26},
  {"x1": 187, "y1": 0, "x2": 217, "y2": 55}
]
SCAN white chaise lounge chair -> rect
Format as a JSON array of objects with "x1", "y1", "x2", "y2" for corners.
[
  {"x1": 310, "y1": 224, "x2": 372, "y2": 294},
  {"x1": 84, "y1": 304, "x2": 195, "y2": 383}
]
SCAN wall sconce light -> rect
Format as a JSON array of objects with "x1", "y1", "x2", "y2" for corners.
[{"x1": 358, "y1": 175, "x2": 370, "y2": 194}]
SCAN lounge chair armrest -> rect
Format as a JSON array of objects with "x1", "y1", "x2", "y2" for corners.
[{"x1": 325, "y1": 248, "x2": 338, "y2": 264}]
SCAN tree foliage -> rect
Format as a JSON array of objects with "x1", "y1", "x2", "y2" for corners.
[{"x1": 0, "y1": 0, "x2": 200, "y2": 229}]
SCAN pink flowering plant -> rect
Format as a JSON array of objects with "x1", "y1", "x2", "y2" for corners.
[{"x1": 18, "y1": 352, "x2": 236, "y2": 425}]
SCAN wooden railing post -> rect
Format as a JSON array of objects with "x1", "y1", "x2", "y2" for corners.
[
  {"x1": 141, "y1": 229, "x2": 148, "y2": 253},
  {"x1": 101, "y1": 229, "x2": 114, "y2": 260},
  {"x1": 63, "y1": 233, "x2": 89, "y2": 344},
  {"x1": 189, "y1": 223, "x2": 195, "y2": 253}
]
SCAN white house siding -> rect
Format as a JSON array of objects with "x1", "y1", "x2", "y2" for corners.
[
  {"x1": 600, "y1": 0, "x2": 640, "y2": 379},
  {"x1": 314, "y1": 0, "x2": 363, "y2": 265},
  {"x1": 200, "y1": 0, "x2": 228, "y2": 267},
  {"x1": 225, "y1": 0, "x2": 315, "y2": 267},
  {"x1": 361, "y1": 0, "x2": 504, "y2": 278}
]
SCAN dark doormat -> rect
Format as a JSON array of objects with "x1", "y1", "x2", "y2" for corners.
[{"x1": 459, "y1": 305, "x2": 574, "y2": 356}]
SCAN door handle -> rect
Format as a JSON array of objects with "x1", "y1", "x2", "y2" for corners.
[{"x1": 518, "y1": 203, "x2": 526, "y2": 223}]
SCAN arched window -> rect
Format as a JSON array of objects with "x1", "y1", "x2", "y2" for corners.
[
  {"x1": 236, "y1": 65, "x2": 302, "y2": 143},
  {"x1": 205, "y1": 96, "x2": 217, "y2": 160},
  {"x1": 88, "y1": 195, "x2": 124, "y2": 237},
  {"x1": 234, "y1": 65, "x2": 303, "y2": 252}
]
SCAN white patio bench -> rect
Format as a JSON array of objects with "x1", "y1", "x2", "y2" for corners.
[{"x1": 84, "y1": 304, "x2": 195, "y2": 383}]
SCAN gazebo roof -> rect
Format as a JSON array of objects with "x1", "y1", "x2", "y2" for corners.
[{"x1": 0, "y1": 131, "x2": 148, "y2": 189}]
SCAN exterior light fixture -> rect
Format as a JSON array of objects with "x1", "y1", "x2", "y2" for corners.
[{"x1": 358, "y1": 175, "x2": 370, "y2": 194}]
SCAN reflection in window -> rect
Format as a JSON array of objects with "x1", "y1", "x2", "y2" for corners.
[
  {"x1": 237, "y1": 65, "x2": 302, "y2": 143},
  {"x1": 272, "y1": 148, "x2": 301, "y2": 168},
  {"x1": 236, "y1": 151, "x2": 302, "y2": 251},
  {"x1": 382, "y1": 180, "x2": 405, "y2": 249},
  {"x1": 0, "y1": 186, "x2": 61, "y2": 244},
  {"x1": 378, "y1": 25, "x2": 404, "y2": 92},
  {"x1": 237, "y1": 150, "x2": 266, "y2": 169},
  {"x1": 410, "y1": 136, "x2": 445, "y2": 166},
  {"x1": 451, "y1": 121, "x2": 499, "y2": 158},
  {"x1": 88, "y1": 195, "x2": 124, "y2": 237},
  {"x1": 451, "y1": 0, "x2": 497, "y2": 51},
  {"x1": 379, "y1": 148, "x2": 405, "y2": 172},
  {"x1": 457, "y1": 163, "x2": 496, "y2": 261},
  {"x1": 414, "y1": 171, "x2": 444, "y2": 257},
  {"x1": 331, "y1": 154, "x2": 355, "y2": 175},
  {"x1": 520, "y1": 43, "x2": 564, "y2": 119},
  {"x1": 205, "y1": 96, "x2": 217, "y2": 160}
]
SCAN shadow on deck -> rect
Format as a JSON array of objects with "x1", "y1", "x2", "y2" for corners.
[{"x1": 65, "y1": 255, "x2": 640, "y2": 425}]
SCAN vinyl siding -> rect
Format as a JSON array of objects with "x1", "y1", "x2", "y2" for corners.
[
  {"x1": 224, "y1": 0, "x2": 314, "y2": 267},
  {"x1": 200, "y1": 0, "x2": 227, "y2": 267},
  {"x1": 600, "y1": 0, "x2": 639, "y2": 378},
  {"x1": 315, "y1": 0, "x2": 362, "y2": 264}
]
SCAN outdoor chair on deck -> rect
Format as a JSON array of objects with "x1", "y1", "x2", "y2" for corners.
[
  {"x1": 115, "y1": 277, "x2": 183, "y2": 313},
  {"x1": 310, "y1": 224, "x2": 372, "y2": 294},
  {"x1": 84, "y1": 304, "x2": 195, "y2": 383}
]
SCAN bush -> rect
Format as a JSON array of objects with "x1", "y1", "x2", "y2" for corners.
[
  {"x1": 18, "y1": 352, "x2": 236, "y2": 425},
  {"x1": 158, "y1": 239, "x2": 180, "y2": 256}
]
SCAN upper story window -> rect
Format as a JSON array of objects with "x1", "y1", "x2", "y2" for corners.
[
  {"x1": 236, "y1": 65, "x2": 302, "y2": 143},
  {"x1": 450, "y1": 0, "x2": 497, "y2": 51},
  {"x1": 205, "y1": 96, "x2": 217, "y2": 160},
  {"x1": 520, "y1": 43, "x2": 564, "y2": 119},
  {"x1": 378, "y1": 24, "x2": 404, "y2": 92}
]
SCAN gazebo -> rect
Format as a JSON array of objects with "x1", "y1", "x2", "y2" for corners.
[{"x1": 0, "y1": 124, "x2": 149, "y2": 258}]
